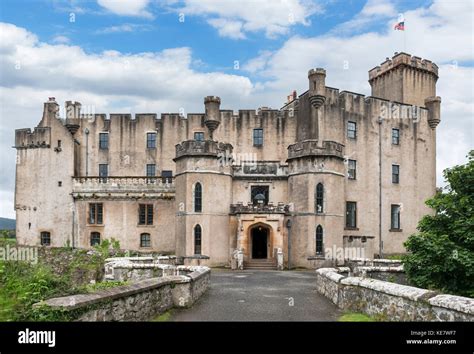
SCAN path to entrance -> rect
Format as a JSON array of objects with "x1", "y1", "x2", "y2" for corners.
[{"x1": 170, "y1": 270, "x2": 341, "y2": 321}]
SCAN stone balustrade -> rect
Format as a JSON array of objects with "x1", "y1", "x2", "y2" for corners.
[
  {"x1": 230, "y1": 202, "x2": 290, "y2": 214},
  {"x1": 72, "y1": 176, "x2": 175, "y2": 199}
]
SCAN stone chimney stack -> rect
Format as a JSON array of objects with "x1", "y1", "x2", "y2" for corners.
[
  {"x1": 308, "y1": 68, "x2": 326, "y2": 109},
  {"x1": 204, "y1": 96, "x2": 221, "y2": 140}
]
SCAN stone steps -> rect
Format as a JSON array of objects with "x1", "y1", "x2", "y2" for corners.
[{"x1": 244, "y1": 259, "x2": 277, "y2": 270}]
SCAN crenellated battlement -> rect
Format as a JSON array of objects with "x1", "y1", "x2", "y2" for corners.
[
  {"x1": 14, "y1": 127, "x2": 51, "y2": 149},
  {"x1": 287, "y1": 139, "x2": 344, "y2": 161},
  {"x1": 369, "y1": 52, "x2": 439, "y2": 82},
  {"x1": 174, "y1": 140, "x2": 233, "y2": 161}
]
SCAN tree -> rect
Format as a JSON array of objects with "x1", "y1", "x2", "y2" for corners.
[{"x1": 403, "y1": 151, "x2": 474, "y2": 297}]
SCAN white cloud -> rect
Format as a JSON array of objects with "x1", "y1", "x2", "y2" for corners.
[
  {"x1": 174, "y1": 0, "x2": 322, "y2": 39},
  {"x1": 97, "y1": 0, "x2": 153, "y2": 18},
  {"x1": 51, "y1": 35, "x2": 70, "y2": 44},
  {"x1": 95, "y1": 23, "x2": 153, "y2": 34}
]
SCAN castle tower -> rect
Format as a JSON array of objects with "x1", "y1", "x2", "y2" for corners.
[
  {"x1": 287, "y1": 68, "x2": 345, "y2": 268},
  {"x1": 368, "y1": 52, "x2": 439, "y2": 107},
  {"x1": 174, "y1": 97, "x2": 233, "y2": 266}
]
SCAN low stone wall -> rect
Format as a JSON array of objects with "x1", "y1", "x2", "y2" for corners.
[
  {"x1": 316, "y1": 267, "x2": 474, "y2": 321},
  {"x1": 104, "y1": 256, "x2": 200, "y2": 282},
  {"x1": 33, "y1": 266, "x2": 210, "y2": 321}
]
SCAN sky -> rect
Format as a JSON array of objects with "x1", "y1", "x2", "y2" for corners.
[{"x1": 0, "y1": 0, "x2": 473, "y2": 219}]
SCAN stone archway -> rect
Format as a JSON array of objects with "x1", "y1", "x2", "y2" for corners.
[{"x1": 249, "y1": 223, "x2": 272, "y2": 260}]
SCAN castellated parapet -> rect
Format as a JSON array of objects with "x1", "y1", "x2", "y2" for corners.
[{"x1": 174, "y1": 140, "x2": 233, "y2": 161}]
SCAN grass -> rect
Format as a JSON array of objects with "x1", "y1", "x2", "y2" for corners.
[
  {"x1": 152, "y1": 309, "x2": 173, "y2": 322},
  {"x1": 338, "y1": 312, "x2": 375, "y2": 322}
]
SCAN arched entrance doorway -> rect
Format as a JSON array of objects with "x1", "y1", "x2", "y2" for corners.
[{"x1": 251, "y1": 225, "x2": 269, "y2": 259}]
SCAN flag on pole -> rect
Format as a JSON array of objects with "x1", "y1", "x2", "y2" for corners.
[
  {"x1": 394, "y1": 21, "x2": 405, "y2": 31},
  {"x1": 394, "y1": 13, "x2": 405, "y2": 31}
]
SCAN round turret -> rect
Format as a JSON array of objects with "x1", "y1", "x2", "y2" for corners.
[
  {"x1": 308, "y1": 68, "x2": 326, "y2": 108},
  {"x1": 204, "y1": 96, "x2": 221, "y2": 139}
]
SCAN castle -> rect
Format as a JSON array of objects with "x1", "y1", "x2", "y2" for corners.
[{"x1": 14, "y1": 53, "x2": 441, "y2": 269}]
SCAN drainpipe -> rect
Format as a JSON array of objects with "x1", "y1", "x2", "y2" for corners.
[
  {"x1": 377, "y1": 116, "x2": 383, "y2": 258},
  {"x1": 84, "y1": 128, "x2": 89, "y2": 176},
  {"x1": 286, "y1": 219, "x2": 292, "y2": 270}
]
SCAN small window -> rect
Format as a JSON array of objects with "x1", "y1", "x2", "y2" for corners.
[
  {"x1": 346, "y1": 202, "x2": 357, "y2": 228},
  {"x1": 161, "y1": 170, "x2": 173, "y2": 183},
  {"x1": 194, "y1": 225, "x2": 202, "y2": 255},
  {"x1": 194, "y1": 132, "x2": 204, "y2": 141},
  {"x1": 316, "y1": 225, "x2": 323, "y2": 255},
  {"x1": 140, "y1": 233, "x2": 151, "y2": 248},
  {"x1": 392, "y1": 164, "x2": 400, "y2": 184},
  {"x1": 348, "y1": 159, "x2": 357, "y2": 180},
  {"x1": 146, "y1": 164, "x2": 156, "y2": 177},
  {"x1": 347, "y1": 121, "x2": 357, "y2": 139},
  {"x1": 147, "y1": 132, "x2": 157, "y2": 149},
  {"x1": 40, "y1": 231, "x2": 51, "y2": 246},
  {"x1": 392, "y1": 129, "x2": 400, "y2": 145},
  {"x1": 316, "y1": 183, "x2": 324, "y2": 213},
  {"x1": 391, "y1": 205, "x2": 401, "y2": 230},
  {"x1": 251, "y1": 185, "x2": 269, "y2": 205},
  {"x1": 253, "y1": 128, "x2": 263, "y2": 146},
  {"x1": 90, "y1": 232, "x2": 101, "y2": 246},
  {"x1": 89, "y1": 203, "x2": 103, "y2": 224},
  {"x1": 139, "y1": 204, "x2": 153, "y2": 225},
  {"x1": 194, "y1": 183, "x2": 202, "y2": 212},
  {"x1": 99, "y1": 133, "x2": 108, "y2": 149}
]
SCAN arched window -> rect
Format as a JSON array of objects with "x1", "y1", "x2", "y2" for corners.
[
  {"x1": 194, "y1": 225, "x2": 202, "y2": 255},
  {"x1": 194, "y1": 182, "x2": 202, "y2": 212},
  {"x1": 316, "y1": 183, "x2": 324, "y2": 213},
  {"x1": 90, "y1": 232, "x2": 101, "y2": 246},
  {"x1": 140, "y1": 233, "x2": 151, "y2": 248},
  {"x1": 316, "y1": 225, "x2": 323, "y2": 255}
]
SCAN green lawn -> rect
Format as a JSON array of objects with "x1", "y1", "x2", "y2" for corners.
[{"x1": 338, "y1": 312, "x2": 375, "y2": 322}]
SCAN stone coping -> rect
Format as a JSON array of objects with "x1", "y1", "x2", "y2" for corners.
[
  {"x1": 317, "y1": 267, "x2": 474, "y2": 314},
  {"x1": 429, "y1": 295, "x2": 474, "y2": 315},
  {"x1": 35, "y1": 266, "x2": 210, "y2": 311}
]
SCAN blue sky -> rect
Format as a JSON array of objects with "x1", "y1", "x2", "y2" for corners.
[{"x1": 0, "y1": 0, "x2": 473, "y2": 218}]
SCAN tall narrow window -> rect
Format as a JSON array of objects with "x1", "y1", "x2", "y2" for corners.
[
  {"x1": 316, "y1": 183, "x2": 324, "y2": 213},
  {"x1": 90, "y1": 232, "x2": 101, "y2": 246},
  {"x1": 194, "y1": 132, "x2": 204, "y2": 141},
  {"x1": 194, "y1": 225, "x2": 202, "y2": 255},
  {"x1": 348, "y1": 159, "x2": 357, "y2": 180},
  {"x1": 140, "y1": 233, "x2": 151, "y2": 247},
  {"x1": 89, "y1": 203, "x2": 103, "y2": 224},
  {"x1": 40, "y1": 231, "x2": 51, "y2": 246},
  {"x1": 139, "y1": 204, "x2": 153, "y2": 225},
  {"x1": 99, "y1": 133, "x2": 108, "y2": 149},
  {"x1": 316, "y1": 225, "x2": 323, "y2": 255},
  {"x1": 391, "y1": 204, "x2": 401, "y2": 230},
  {"x1": 347, "y1": 121, "x2": 357, "y2": 139},
  {"x1": 392, "y1": 164, "x2": 400, "y2": 184},
  {"x1": 194, "y1": 182, "x2": 202, "y2": 212},
  {"x1": 346, "y1": 202, "x2": 357, "y2": 228},
  {"x1": 99, "y1": 164, "x2": 108, "y2": 183},
  {"x1": 392, "y1": 129, "x2": 400, "y2": 145},
  {"x1": 146, "y1": 164, "x2": 156, "y2": 184},
  {"x1": 147, "y1": 132, "x2": 157, "y2": 149},
  {"x1": 253, "y1": 128, "x2": 263, "y2": 146}
]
